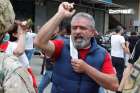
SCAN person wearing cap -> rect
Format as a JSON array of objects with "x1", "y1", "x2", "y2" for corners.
[{"x1": 34, "y1": 2, "x2": 119, "y2": 93}]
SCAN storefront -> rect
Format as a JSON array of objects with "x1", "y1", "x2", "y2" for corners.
[{"x1": 35, "y1": 0, "x2": 124, "y2": 34}]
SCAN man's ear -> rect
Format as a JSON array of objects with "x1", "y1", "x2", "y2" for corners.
[
  {"x1": 88, "y1": 31, "x2": 94, "y2": 38},
  {"x1": 93, "y1": 29, "x2": 98, "y2": 36}
]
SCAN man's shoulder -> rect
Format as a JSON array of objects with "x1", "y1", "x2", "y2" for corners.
[
  {"x1": 97, "y1": 45, "x2": 106, "y2": 52},
  {"x1": 0, "y1": 53, "x2": 36, "y2": 93},
  {"x1": 0, "y1": 53, "x2": 22, "y2": 73}
]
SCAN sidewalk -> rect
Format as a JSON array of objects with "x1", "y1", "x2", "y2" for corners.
[{"x1": 30, "y1": 55, "x2": 52, "y2": 93}]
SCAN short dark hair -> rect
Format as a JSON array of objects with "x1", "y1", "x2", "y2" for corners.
[
  {"x1": 115, "y1": 26, "x2": 123, "y2": 33},
  {"x1": 131, "y1": 31, "x2": 137, "y2": 35},
  {"x1": 8, "y1": 23, "x2": 18, "y2": 41}
]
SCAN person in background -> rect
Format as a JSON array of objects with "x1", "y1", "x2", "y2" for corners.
[
  {"x1": 24, "y1": 20, "x2": 37, "y2": 62},
  {"x1": 34, "y1": 2, "x2": 119, "y2": 93},
  {"x1": 1, "y1": 21, "x2": 38, "y2": 93},
  {"x1": 0, "y1": 0, "x2": 36, "y2": 92},
  {"x1": 128, "y1": 31, "x2": 139, "y2": 53},
  {"x1": 59, "y1": 20, "x2": 71, "y2": 38},
  {"x1": 38, "y1": 27, "x2": 59, "y2": 93},
  {"x1": 111, "y1": 26, "x2": 130, "y2": 93},
  {"x1": 118, "y1": 39, "x2": 140, "y2": 93}
]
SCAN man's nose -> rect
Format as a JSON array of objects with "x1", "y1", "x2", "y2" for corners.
[{"x1": 75, "y1": 27, "x2": 81, "y2": 33}]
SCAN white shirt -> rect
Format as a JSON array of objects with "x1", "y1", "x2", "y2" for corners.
[
  {"x1": 5, "y1": 41, "x2": 30, "y2": 68},
  {"x1": 111, "y1": 34, "x2": 125, "y2": 58},
  {"x1": 25, "y1": 32, "x2": 36, "y2": 50}
]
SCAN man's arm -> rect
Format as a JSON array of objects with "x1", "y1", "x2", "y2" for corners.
[
  {"x1": 13, "y1": 23, "x2": 26, "y2": 57},
  {"x1": 34, "y1": 2, "x2": 75, "y2": 57},
  {"x1": 121, "y1": 40, "x2": 130, "y2": 54},
  {"x1": 84, "y1": 63, "x2": 118, "y2": 91},
  {"x1": 129, "y1": 39, "x2": 140, "y2": 63}
]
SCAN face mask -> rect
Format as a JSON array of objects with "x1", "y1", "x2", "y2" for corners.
[{"x1": 2, "y1": 33, "x2": 10, "y2": 43}]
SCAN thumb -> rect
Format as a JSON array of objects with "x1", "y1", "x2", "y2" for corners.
[{"x1": 70, "y1": 9, "x2": 76, "y2": 16}]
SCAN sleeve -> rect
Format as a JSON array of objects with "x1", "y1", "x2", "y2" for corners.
[
  {"x1": 51, "y1": 39, "x2": 64, "y2": 59},
  {"x1": 101, "y1": 52, "x2": 115, "y2": 74},
  {"x1": 120, "y1": 36, "x2": 125, "y2": 44},
  {"x1": 31, "y1": 33, "x2": 37, "y2": 37},
  {"x1": 128, "y1": 39, "x2": 140, "y2": 64}
]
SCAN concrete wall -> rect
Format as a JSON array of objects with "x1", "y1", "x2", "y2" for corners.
[
  {"x1": 113, "y1": 0, "x2": 139, "y2": 20},
  {"x1": 35, "y1": 5, "x2": 47, "y2": 31},
  {"x1": 11, "y1": 0, "x2": 34, "y2": 20},
  {"x1": 95, "y1": 10, "x2": 105, "y2": 33},
  {"x1": 110, "y1": 0, "x2": 139, "y2": 31},
  {"x1": 35, "y1": 1, "x2": 59, "y2": 32},
  {"x1": 110, "y1": 14, "x2": 134, "y2": 30}
]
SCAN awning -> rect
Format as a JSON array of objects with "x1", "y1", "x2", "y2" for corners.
[
  {"x1": 82, "y1": 0, "x2": 127, "y2": 9},
  {"x1": 51, "y1": 0, "x2": 127, "y2": 9}
]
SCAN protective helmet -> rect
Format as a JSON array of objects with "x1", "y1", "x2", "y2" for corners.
[{"x1": 0, "y1": 0, "x2": 15, "y2": 34}]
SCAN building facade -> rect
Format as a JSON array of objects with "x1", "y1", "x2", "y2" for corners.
[{"x1": 10, "y1": 0, "x2": 140, "y2": 33}]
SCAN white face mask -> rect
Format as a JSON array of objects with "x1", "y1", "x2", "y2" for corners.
[{"x1": 70, "y1": 36, "x2": 78, "y2": 59}]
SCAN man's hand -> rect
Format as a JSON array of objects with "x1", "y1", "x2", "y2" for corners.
[
  {"x1": 15, "y1": 20, "x2": 29, "y2": 35},
  {"x1": 57, "y1": 2, "x2": 76, "y2": 18},
  {"x1": 71, "y1": 58, "x2": 87, "y2": 73}
]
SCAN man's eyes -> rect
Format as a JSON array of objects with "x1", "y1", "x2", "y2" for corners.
[{"x1": 72, "y1": 26, "x2": 88, "y2": 30}]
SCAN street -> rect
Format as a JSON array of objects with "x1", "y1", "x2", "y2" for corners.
[{"x1": 30, "y1": 55, "x2": 52, "y2": 93}]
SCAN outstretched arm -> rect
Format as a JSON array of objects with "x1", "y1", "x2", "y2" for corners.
[
  {"x1": 34, "y1": 2, "x2": 75, "y2": 57},
  {"x1": 13, "y1": 22, "x2": 27, "y2": 57}
]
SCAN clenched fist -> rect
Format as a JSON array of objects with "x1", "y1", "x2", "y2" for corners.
[
  {"x1": 57, "y1": 2, "x2": 76, "y2": 18},
  {"x1": 71, "y1": 58, "x2": 87, "y2": 73}
]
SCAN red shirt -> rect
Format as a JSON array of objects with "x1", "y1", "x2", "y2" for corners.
[
  {"x1": 52, "y1": 40, "x2": 115, "y2": 74},
  {"x1": 0, "y1": 41, "x2": 9, "y2": 52}
]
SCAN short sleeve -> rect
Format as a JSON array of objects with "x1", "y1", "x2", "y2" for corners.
[
  {"x1": 101, "y1": 52, "x2": 116, "y2": 75},
  {"x1": 52, "y1": 40, "x2": 64, "y2": 59},
  {"x1": 120, "y1": 36, "x2": 125, "y2": 44}
]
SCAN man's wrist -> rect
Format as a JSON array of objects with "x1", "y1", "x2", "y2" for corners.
[
  {"x1": 84, "y1": 63, "x2": 91, "y2": 74},
  {"x1": 56, "y1": 12, "x2": 65, "y2": 19},
  {"x1": 18, "y1": 32, "x2": 26, "y2": 35}
]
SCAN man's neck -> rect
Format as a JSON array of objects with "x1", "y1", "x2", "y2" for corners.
[
  {"x1": 78, "y1": 44, "x2": 91, "y2": 50},
  {"x1": 84, "y1": 45, "x2": 91, "y2": 49}
]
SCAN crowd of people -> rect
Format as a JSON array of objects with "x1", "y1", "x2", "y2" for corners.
[{"x1": 0, "y1": 0, "x2": 140, "y2": 93}]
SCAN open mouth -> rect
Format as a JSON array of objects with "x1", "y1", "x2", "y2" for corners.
[{"x1": 74, "y1": 36, "x2": 83, "y2": 42}]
